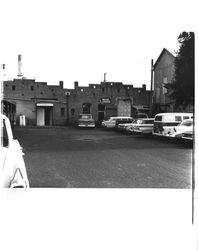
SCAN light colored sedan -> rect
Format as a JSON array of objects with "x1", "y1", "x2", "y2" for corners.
[
  {"x1": 166, "y1": 119, "x2": 193, "y2": 139},
  {"x1": 117, "y1": 120, "x2": 136, "y2": 131},
  {"x1": 0, "y1": 114, "x2": 29, "y2": 188},
  {"x1": 102, "y1": 117, "x2": 132, "y2": 129},
  {"x1": 130, "y1": 118, "x2": 154, "y2": 135}
]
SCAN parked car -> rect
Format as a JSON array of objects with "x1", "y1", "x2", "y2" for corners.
[
  {"x1": 117, "y1": 120, "x2": 136, "y2": 131},
  {"x1": 152, "y1": 113, "x2": 193, "y2": 137},
  {"x1": 78, "y1": 114, "x2": 95, "y2": 128},
  {"x1": 101, "y1": 116, "x2": 133, "y2": 129},
  {"x1": 182, "y1": 131, "x2": 194, "y2": 141},
  {"x1": 115, "y1": 117, "x2": 134, "y2": 129},
  {"x1": 166, "y1": 119, "x2": 193, "y2": 139},
  {"x1": 128, "y1": 119, "x2": 143, "y2": 133},
  {"x1": 131, "y1": 118, "x2": 154, "y2": 135},
  {"x1": 0, "y1": 114, "x2": 29, "y2": 188}
]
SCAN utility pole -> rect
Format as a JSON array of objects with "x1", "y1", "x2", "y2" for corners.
[
  {"x1": 149, "y1": 59, "x2": 154, "y2": 117},
  {"x1": 65, "y1": 91, "x2": 70, "y2": 125}
]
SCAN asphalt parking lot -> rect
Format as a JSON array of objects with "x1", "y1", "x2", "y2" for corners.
[{"x1": 14, "y1": 126, "x2": 193, "y2": 188}]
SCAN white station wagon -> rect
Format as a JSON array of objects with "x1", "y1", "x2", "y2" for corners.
[
  {"x1": 0, "y1": 114, "x2": 29, "y2": 188},
  {"x1": 153, "y1": 113, "x2": 193, "y2": 137}
]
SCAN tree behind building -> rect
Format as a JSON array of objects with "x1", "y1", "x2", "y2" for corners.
[{"x1": 170, "y1": 32, "x2": 194, "y2": 109}]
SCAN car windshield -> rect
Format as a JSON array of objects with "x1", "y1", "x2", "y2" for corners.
[
  {"x1": 179, "y1": 120, "x2": 193, "y2": 126},
  {"x1": 142, "y1": 119, "x2": 154, "y2": 124}
]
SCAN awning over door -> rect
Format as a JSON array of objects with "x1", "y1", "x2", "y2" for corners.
[{"x1": 37, "y1": 103, "x2": 54, "y2": 107}]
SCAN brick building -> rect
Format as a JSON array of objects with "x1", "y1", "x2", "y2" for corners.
[
  {"x1": 3, "y1": 78, "x2": 67, "y2": 126},
  {"x1": 3, "y1": 78, "x2": 150, "y2": 126}
]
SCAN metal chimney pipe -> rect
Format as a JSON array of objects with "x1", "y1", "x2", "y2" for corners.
[
  {"x1": 17, "y1": 54, "x2": 23, "y2": 77},
  {"x1": 104, "y1": 73, "x2": 107, "y2": 82}
]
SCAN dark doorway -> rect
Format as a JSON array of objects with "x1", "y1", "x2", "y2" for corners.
[
  {"x1": 98, "y1": 104, "x2": 105, "y2": 123},
  {"x1": 45, "y1": 107, "x2": 52, "y2": 125}
]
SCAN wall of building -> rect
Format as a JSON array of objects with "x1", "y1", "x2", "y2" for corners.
[
  {"x1": 3, "y1": 79, "x2": 67, "y2": 125},
  {"x1": 153, "y1": 50, "x2": 175, "y2": 104},
  {"x1": 3, "y1": 79, "x2": 151, "y2": 126},
  {"x1": 68, "y1": 82, "x2": 150, "y2": 124},
  {"x1": 153, "y1": 49, "x2": 175, "y2": 113}
]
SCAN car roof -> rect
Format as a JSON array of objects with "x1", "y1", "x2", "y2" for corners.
[
  {"x1": 155, "y1": 113, "x2": 193, "y2": 116},
  {"x1": 111, "y1": 116, "x2": 132, "y2": 119}
]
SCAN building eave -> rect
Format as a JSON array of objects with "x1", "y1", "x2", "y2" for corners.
[{"x1": 153, "y1": 48, "x2": 175, "y2": 69}]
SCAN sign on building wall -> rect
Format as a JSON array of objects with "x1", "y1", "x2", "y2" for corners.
[{"x1": 100, "y1": 98, "x2": 111, "y2": 104}]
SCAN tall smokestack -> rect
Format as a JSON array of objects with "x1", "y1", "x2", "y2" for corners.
[
  {"x1": 104, "y1": 73, "x2": 107, "y2": 82},
  {"x1": 1, "y1": 64, "x2": 6, "y2": 79},
  {"x1": 17, "y1": 54, "x2": 23, "y2": 77}
]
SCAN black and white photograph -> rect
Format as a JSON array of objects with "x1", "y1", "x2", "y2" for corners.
[{"x1": 0, "y1": 0, "x2": 197, "y2": 249}]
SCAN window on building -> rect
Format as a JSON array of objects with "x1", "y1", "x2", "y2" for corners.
[
  {"x1": 102, "y1": 88, "x2": 104, "y2": 93},
  {"x1": 12, "y1": 86, "x2": 16, "y2": 91},
  {"x1": 31, "y1": 86, "x2": 34, "y2": 91},
  {"x1": 71, "y1": 108, "x2": 75, "y2": 116},
  {"x1": 82, "y1": 103, "x2": 91, "y2": 114},
  {"x1": 117, "y1": 88, "x2": 120, "y2": 93},
  {"x1": 61, "y1": 107, "x2": 65, "y2": 117}
]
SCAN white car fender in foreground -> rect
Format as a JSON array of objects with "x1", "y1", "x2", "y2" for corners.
[{"x1": 0, "y1": 114, "x2": 29, "y2": 188}]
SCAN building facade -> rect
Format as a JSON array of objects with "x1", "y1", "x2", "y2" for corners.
[
  {"x1": 152, "y1": 48, "x2": 175, "y2": 114},
  {"x1": 3, "y1": 78, "x2": 150, "y2": 126},
  {"x1": 152, "y1": 48, "x2": 194, "y2": 114},
  {"x1": 69, "y1": 81, "x2": 150, "y2": 125},
  {"x1": 3, "y1": 79, "x2": 67, "y2": 126}
]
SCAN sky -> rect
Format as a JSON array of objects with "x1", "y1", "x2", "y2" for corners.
[{"x1": 0, "y1": 0, "x2": 196, "y2": 90}]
